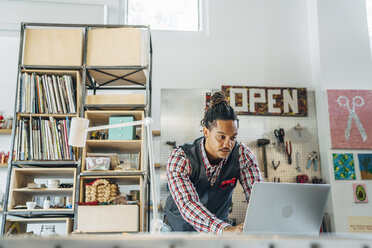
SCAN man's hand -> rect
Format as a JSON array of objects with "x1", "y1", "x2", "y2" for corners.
[{"x1": 223, "y1": 223, "x2": 244, "y2": 234}]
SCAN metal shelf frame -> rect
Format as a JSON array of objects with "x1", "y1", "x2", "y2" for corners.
[
  {"x1": 1, "y1": 22, "x2": 152, "y2": 235},
  {"x1": 5, "y1": 211, "x2": 74, "y2": 217},
  {"x1": 12, "y1": 161, "x2": 79, "y2": 166},
  {"x1": 80, "y1": 171, "x2": 146, "y2": 177}
]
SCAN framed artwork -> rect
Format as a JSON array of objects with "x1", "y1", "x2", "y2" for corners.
[
  {"x1": 358, "y1": 154, "x2": 372, "y2": 180},
  {"x1": 352, "y1": 183, "x2": 368, "y2": 203},
  {"x1": 333, "y1": 153, "x2": 356, "y2": 180},
  {"x1": 327, "y1": 89, "x2": 372, "y2": 149}
]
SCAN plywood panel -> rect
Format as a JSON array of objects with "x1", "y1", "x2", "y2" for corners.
[
  {"x1": 86, "y1": 28, "x2": 148, "y2": 66},
  {"x1": 23, "y1": 29, "x2": 83, "y2": 66},
  {"x1": 77, "y1": 205, "x2": 139, "y2": 232},
  {"x1": 87, "y1": 94, "x2": 145, "y2": 105}
]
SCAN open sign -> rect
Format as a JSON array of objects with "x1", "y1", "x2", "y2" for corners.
[{"x1": 222, "y1": 86, "x2": 308, "y2": 116}]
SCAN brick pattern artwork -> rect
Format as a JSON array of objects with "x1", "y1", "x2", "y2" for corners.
[
  {"x1": 333, "y1": 153, "x2": 356, "y2": 180},
  {"x1": 327, "y1": 89, "x2": 372, "y2": 149}
]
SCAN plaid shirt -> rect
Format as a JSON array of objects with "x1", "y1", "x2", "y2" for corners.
[{"x1": 167, "y1": 138, "x2": 263, "y2": 234}]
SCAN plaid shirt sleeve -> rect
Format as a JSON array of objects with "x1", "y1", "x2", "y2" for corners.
[
  {"x1": 238, "y1": 143, "x2": 264, "y2": 203},
  {"x1": 167, "y1": 147, "x2": 231, "y2": 234}
]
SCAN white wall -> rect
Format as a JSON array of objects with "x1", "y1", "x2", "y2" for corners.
[
  {"x1": 0, "y1": 0, "x2": 371, "y2": 233},
  {"x1": 152, "y1": 0, "x2": 312, "y2": 89},
  {"x1": 313, "y1": 0, "x2": 372, "y2": 233},
  {"x1": 0, "y1": 36, "x2": 18, "y2": 151}
]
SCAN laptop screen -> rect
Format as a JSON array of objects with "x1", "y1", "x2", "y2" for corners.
[{"x1": 242, "y1": 182, "x2": 330, "y2": 236}]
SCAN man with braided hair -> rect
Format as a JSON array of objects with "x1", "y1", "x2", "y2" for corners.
[{"x1": 164, "y1": 91, "x2": 263, "y2": 234}]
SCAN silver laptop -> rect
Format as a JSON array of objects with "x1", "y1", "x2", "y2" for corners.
[{"x1": 242, "y1": 182, "x2": 330, "y2": 236}]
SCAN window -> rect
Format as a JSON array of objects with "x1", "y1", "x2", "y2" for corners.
[{"x1": 126, "y1": 0, "x2": 200, "y2": 31}]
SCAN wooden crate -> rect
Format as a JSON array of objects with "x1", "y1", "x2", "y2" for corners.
[
  {"x1": 23, "y1": 29, "x2": 83, "y2": 66},
  {"x1": 86, "y1": 27, "x2": 148, "y2": 66},
  {"x1": 77, "y1": 205, "x2": 139, "y2": 232},
  {"x1": 86, "y1": 94, "x2": 145, "y2": 105}
]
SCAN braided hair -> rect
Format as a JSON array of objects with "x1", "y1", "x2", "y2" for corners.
[{"x1": 201, "y1": 91, "x2": 238, "y2": 129}]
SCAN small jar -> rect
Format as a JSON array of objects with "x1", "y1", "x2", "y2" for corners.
[
  {"x1": 39, "y1": 224, "x2": 57, "y2": 237},
  {"x1": 43, "y1": 196, "x2": 50, "y2": 209},
  {"x1": 47, "y1": 179, "x2": 60, "y2": 188}
]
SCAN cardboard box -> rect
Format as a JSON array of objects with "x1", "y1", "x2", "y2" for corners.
[
  {"x1": 86, "y1": 94, "x2": 145, "y2": 105},
  {"x1": 86, "y1": 27, "x2": 149, "y2": 66},
  {"x1": 77, "y1": 205, "x2": 139, "y2": 232},
  {"x1": 23, "y1": 29, "x2": 83, "y2": 66}
]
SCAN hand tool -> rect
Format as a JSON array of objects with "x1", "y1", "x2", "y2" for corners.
[
  {"x1": 272, "y1": 161, "x2": 280, "y2": 170},
  {"x1": 285, "y1": 140, "x2": 292, "y2": 164},
  {"x1": 274, "y1": 128, "x2": 285, "y2": 152},
  {"x1": 257, "y1": 138, "x2": 270, "y2": 179},
  {"x1": 311, "y1": 176, "x2": 323, "y2": 184},
  {"x1": 306, "y1": 151, "x2": 318, "y2": 171},
  {"x1": 205, "y1": 92, "x2": 212, "y2": 110},
  {"x1": 296, "y1": 174, "x2": 309, "y2": 183},
  {"x1": 295, "y1": 151, "x2": 302, "y2": 172},
  {"x1": 166, "y1": 141, "x2": 177, "y2": 149}
]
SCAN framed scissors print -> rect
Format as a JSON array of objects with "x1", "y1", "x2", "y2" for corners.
[{"x1": 327, "y1": 89, "x2": 372, "y2": 149}]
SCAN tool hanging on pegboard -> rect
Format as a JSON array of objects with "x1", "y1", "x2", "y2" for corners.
[
  {"x1": 205, "y1": 92, "x2": 211, "y2": 110},
  {"x1": 257, "y1": 138, "x2": 270, "y2": 179},
  {"x1": 311, "y1": 176, "x2": 323, "y2": 184},
  {"x1": 273, "y1": 177, "x2": 280, "y2": 183},
  {"x1": 285, "y1": 141, "x2": 292, "y2": 164},
  {"x1": 295, "y1": 151, "x2": 302, "y2": 172},
  {"x1": 287, "y1": 123, "x2": 312, "y2": 143},
  {"x1": 166, "y1": 141, "x2": 177, "y2": 149},
  {"x1": 307, "y1": 151, "x2": 318, "y2": 171},
  {"x1": 274, "y1": 128, "x2": 285, "y2": 152},
  {"x1": 272, "y1": 161, "x2": 280, "y2": 170},
  {"x1": 296, "y1": 174, "x2": 309, "y2": 183}
]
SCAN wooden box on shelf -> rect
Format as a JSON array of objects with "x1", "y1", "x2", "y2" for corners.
[
  {"x1": 4, "y1": 218, "x2": 73, "y2": 236},
  {"x1": 0, "y1": 129, "x2": 12, "y2": 134},
  {"x1": 77, "y1": 205, "x2": 139, "y2": 232},
  {"x1": 23, "y1": 29, "x2": 83, "y2": 66},
  {"x1": 77, "y1": 175, "x2": 142, "y2": 232},
  {"x1": 86, "y1": 94, "x2": 145, "y2": 105},
  {"x1": 82, "y1": 110, "x2": 144, "y2": 173},
  {"x1": 85, "y1": 27, "x2": 149, "y2": 87},
  {"x1": 86, "y1": 27, "x2": 149, "y2": 67},
  {"x1": 8, "y1": 168, "x2": 76, "y2": 212}
]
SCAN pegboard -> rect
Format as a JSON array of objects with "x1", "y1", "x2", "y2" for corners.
[{"x1": 159, "y1": 89, "x2": 322, "y2": 224}]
